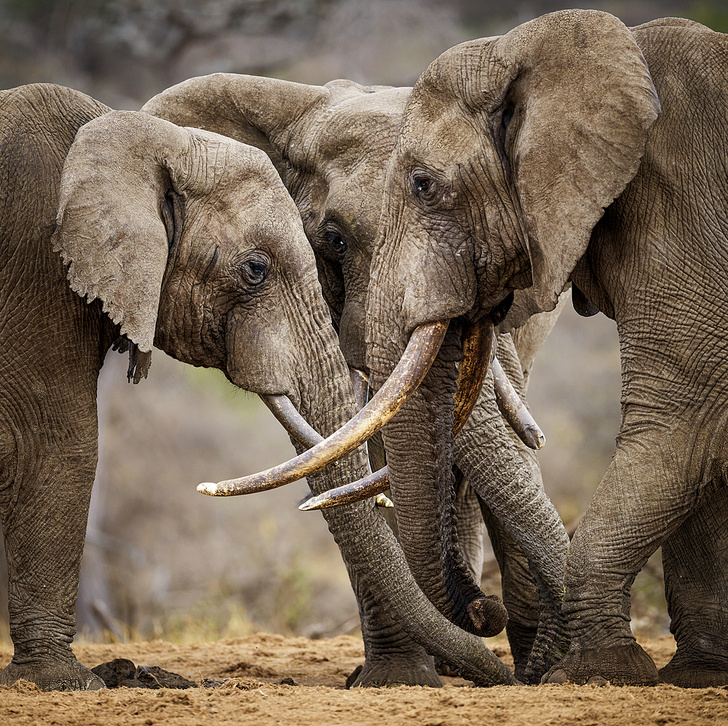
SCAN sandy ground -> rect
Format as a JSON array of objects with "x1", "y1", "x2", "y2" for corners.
[{"x1": 1, "y1": 635, "x2": 726, "y2": 725}]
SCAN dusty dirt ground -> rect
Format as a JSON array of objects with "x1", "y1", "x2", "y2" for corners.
[{"x1": 1, "y1": 634, "x2": 726, "y2": 725}]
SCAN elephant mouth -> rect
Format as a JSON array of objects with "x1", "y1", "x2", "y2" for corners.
[{"x1": 197, "y1": 313, "x2": 544, "y2": 502}]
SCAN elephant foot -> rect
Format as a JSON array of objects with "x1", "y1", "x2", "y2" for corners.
[
  {"x1": 521, "y1": 622, "x2": 571, "y2": 685},
  {"x1": 542, "y1": 642, "x2": 659, "y2": 686},
  {"x1": 346, "y1": 654, "x2": 443, "y2": 688},
  {"x1": 0, "y1": 658, "x2": 106, "y2": 691},
  {"x1": 659, "y1": 649, "x2": 728, "y2": 688}
]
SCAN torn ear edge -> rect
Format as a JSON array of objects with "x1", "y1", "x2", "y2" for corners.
[{"x1": 112, "y1": 335, "x2": 153, "y2": 384}]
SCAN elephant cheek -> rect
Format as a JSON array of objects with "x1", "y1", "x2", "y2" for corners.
[{"x1": 224, "y1": 314, "x2": 297, "y2": 400}]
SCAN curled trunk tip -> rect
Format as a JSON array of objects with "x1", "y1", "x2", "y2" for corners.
[{"x1": 467, "y1": 595, "x2": 509, "y2": 637}]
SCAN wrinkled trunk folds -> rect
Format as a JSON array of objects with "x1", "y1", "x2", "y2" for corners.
[{"x1": 375, "y1": 321, "x2": 508, "y2": 638}]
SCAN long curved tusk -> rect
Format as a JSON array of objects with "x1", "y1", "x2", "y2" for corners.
[
  {"x1": 300, "y1": 327, "x2": 544, "y2": 512},
  {"x1": 198, "y1": 320, "x2": 449, "y2": 496},
  {"x1": 492, "y1": 357, "x2": 545, "y2": 450}
]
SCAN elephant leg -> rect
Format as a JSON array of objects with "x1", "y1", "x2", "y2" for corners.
[
  {"x1": 480, "y1": 502, "x2": 539, "y2": 681},
  {"x1": 346, "y1": 569, "x2": 442, "y2": 688},
  {"x1": 545, "y1": 435, "x2": 694, "y2": 686},
  {"x1": 0, "y1": 422, "x2": 104, "y2": 691},
  {"x1": 659, "y1": 483, "x2": 728, "y2": 687}
]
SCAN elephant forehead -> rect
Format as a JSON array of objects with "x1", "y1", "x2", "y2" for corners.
[
  {"x1": 322, "y1": 170, "x2": 384, "y2": 237},
  {"x1": 315, "y1": 102, "x2": 404, "y2": 165}
]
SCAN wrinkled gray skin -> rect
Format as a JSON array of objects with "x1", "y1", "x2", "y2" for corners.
[
  {"x1": 0, "y1": 84, "x2": 514, "y2": 691},
  {"x1": 370, "y1": 9, "x2": 728, "y2": 687},
  {"x1": 144, "y1": 75, "x2": 569, "y2": 684}
]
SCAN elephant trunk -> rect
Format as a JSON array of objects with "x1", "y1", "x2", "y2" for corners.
[
  {"x1": 273, "y1": 299, "x2": 516, "y2": 685},
  {"x1": 370, "y1": 319, "x2": 508, "y2": 638}
]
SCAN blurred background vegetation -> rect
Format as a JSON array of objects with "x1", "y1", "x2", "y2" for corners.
[{"x1": 1, "y1": 0, "x2": 725, "y2": 647}]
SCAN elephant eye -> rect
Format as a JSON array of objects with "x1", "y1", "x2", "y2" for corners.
[
  {"x1": 325, "y1": 229, "x2": 347, "y2": 255},
  {"x1": 413, "y1": 176, "x2": 432, "y2": 195},
  {"x1": 240, "y1": 252, "x2": 270, "y2": 287},
  {"x1": 411, "y1": 173, "x2": 437, "y2": 203},
  {"x1": 319, "y1": 220, "x2": 348, "y2": 260}
]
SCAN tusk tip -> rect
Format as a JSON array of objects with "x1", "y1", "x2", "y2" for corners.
[
  {"x1": 527, "y1": 428, "x2": 546, "y2": 450},
  {"x1": 197, "y1": 482, "x2": 220, "y2": 496},
  {"x1": 375, "y1": 493, "x2": 394, "y2": 508},
  {"x1": 298, "y1": 497, "x2": 323, "y2": 511}
]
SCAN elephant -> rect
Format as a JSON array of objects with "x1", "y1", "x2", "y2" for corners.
[
  {"x1": 143, "y1": 74, "x2": 570, "y2": 682},
  {"x1": 0, "y1": 83, "x2": 516, "y2": 691},
  {"x1": 288, "y1": 11, "x2": 728, "y2": 687}
]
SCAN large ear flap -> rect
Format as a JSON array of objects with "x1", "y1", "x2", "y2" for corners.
[
  {"x1": 141, "y1": 73, "x2": 329, "y2": 177},
  {"x1": 480, "y1": 9, "x2": 661, "y2": 311},
  {"x1": 53, "y1": 111, "x2": 195, "y2": 381}
]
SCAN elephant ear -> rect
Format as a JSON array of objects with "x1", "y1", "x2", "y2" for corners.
[
  {"x1": 142, "y1": 73, "x2": 329, "y2": 177},
  {"x1": 482, "y1": 9, "x2": 661, "y2": 311},
  {"x1": 53, "y1": 111, "x2": 195, "y2": 382}
]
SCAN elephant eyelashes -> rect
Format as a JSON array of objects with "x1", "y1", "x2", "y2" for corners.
[
  {"x1": 317, "y1": 221, "x2": 347, "y2": 260},
  {"x1": 240, "y1": 251, "x2": 270, "y2": 287}
]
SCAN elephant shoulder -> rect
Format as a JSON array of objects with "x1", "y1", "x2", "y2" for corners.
[{"x1": 630, "y1": 17, "x2": 728, "y2": 82}]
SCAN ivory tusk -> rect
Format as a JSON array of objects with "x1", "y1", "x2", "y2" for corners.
[
  {"x1": 262, "y1": 394, "x2": 322, "y2": 448},
  {"x1": 197, "y1": 320, "x2": 448, "y2": 496},
  {"x1": 349, "y1": 368, "x2": 370, "y2": 410},
  {"x1": 453, "y1": 317, "x2": 494, "y2": 436},
  {"x1": 492, "y1": 358, "x2": 545, "y2": 450},
  {"x1": 300, "y1": 325, "x2": 544, "y2": 512},
  {"x1": 300, "y1": 318, "x2": 495, "y2": 512},
  {"x1": 263, "y1": 379, "x2": 396, "y2": 505},
  {"x1": 299, "y1": 466, "x2": 390, "y2": 510}
]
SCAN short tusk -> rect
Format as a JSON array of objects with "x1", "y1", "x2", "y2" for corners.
[
  {"x1": 453, "y1": 317, "x2": 494, "y2": 436},
  {"x1": 492, "y1": 357, "x2": 545, "y2": 450},
  {"x1": 262, "y1": 394, "x2": 322, "y2": 448},
  {"x1": 299, "y1": 466, "x2": 390, "y2": 510},
  {"x1": 198, "y1": 320, "x2": 448, "y2": 496},
  {"x1": 349, "y1": 368, "x2": 370, "y2": 410}
]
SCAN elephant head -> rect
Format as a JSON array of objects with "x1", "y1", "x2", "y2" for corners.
[
  {"x1": 53, "y1": 110, "x2": 349, "y2": 422},
  {"x1": 143, "y1": 76, "x2": 410, "y2": 372}
]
